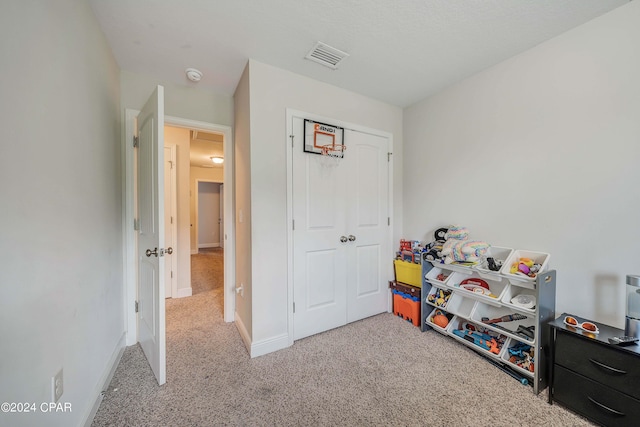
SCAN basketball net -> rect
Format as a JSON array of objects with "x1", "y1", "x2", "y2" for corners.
[{"x1": 318, "y1": 144, "x2": 346, "y2": 168}]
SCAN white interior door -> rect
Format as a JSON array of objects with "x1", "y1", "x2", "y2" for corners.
[
  {"x1": 345, "y1": 129, "x2": 390, "y2": 322},
  {"x1": 292, "y1": 117, "x2": 390, "y2": 340},
  {"x1": 292, "y1": 117, "x2": 349, "y2": 340},
  {"x1": 137, "y1": 85, "x2": 166, "y2": 385}
]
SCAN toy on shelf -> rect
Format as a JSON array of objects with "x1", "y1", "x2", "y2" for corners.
[
  {"x1": 509, "y1": 257, "x2": 542, "y2": 278},
  {"x1": 397, "y1": 239, "x2": 423, "y2": 264},
  {"x1": 453, "y1": 321, "x2": 506, "y2": 354},
  {"x1": 427, "y1": 288, "x2": 452, "y2": 308},
  {"x1": 481, "y1": 314, "x2": 535, "y2": 340},
  {"x1": 424, "y1": 227, "x2": 448, "y2": 262},
  {"x1": 482, "y1": 313, "x2": 528, "y2": 325},
  {"x1": 452, "y1": 328, "x2": 501, "y2": 354},
  {"x1": 431, "y1": 310, "x2": 450, "y2": 328},
  {"x1": 507, "y1": 341, "x2": 535, "y2": 372},
  {"x1": 440, "y1": 225, "x2": 490, "y2": 265}
]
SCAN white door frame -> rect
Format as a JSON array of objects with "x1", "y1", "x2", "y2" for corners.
[
  {"x1": 164, "y1": 145, "x2": 178, "y2": 298},
  {"x1": 194, "y1": 179, "x2": 223, "y2": 251},
  {"x1": 285, "y1": 108, "x2": 394, "y2": 346},
  {"x1": 123, "y1": 110, "x2": 236, "y2": 346}
]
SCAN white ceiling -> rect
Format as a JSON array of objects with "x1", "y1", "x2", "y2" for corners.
[
  {"x1": 189, "y1": 130, "x2": 224, "y2": 168},
  {"x1": 89, "y1": 0, "x2": 630, "y2": 108}
]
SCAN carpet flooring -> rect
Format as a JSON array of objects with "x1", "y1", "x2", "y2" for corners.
[{"x1": 92, "y1": 251, "x2": 594, "y2": 426}]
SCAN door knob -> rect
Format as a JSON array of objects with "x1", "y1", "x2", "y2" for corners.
[
  {"x1": 166, "y1": 247, "x2": 173, "y2": 255},
  {"x1": 348, "y1": 235, "x2": 356, "y2": 242},
  {"x1": 340, "y1": 236, "x2": 348, "y2": 243},
  {"x1": 145, "y1": 248, "x2": 158, "y2": 257}
]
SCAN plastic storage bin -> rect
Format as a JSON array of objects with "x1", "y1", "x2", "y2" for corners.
[
  {"x1": 426, "y1": 307, "x2": 453, "y2": 334},
  {"x1": 394, "y1": 259, "x2": 422, "y2": 288},
  {"x1": 501, "y1": 284, "x2": 537, "y2": 315},
  {"x1": 429, "y1": 258, "x2": 475, "y2": 275},
  {"x1": 392, "y1": 290, "x2": 420, "y2": 327},
  {"x1": 501, "y1": 338, "x2": 535, "y2": 378},
  {"x1": 448, "y1": 272, "x2": 508, "y2": 306},
  {"x1": 500, "y1": 250, "x2": 550, "y2": 288},
  {"x1": 424, "y1": 267, "x2": 453, "y2": 288},
  {"x1": 470, "y1": 303, "x2": 536, "y2": 344},
  {"x1": 443, "y1": 293, "x2": 476, "y2": 318},
  {"x1": 447, "y1": 318, "x2": 507, "y2": 358},
  {"x1": 426, "y1": 287, "x2": 452, "y2": 310},
  {"x1": 475, "y1": 246, "x2": 513, "y2": 282}
]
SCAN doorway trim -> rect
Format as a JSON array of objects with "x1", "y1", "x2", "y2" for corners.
[
  {"x1": 285, "y1": 108, "x2": 394, "y2": 347},
  {"x1": 194, "y1": 179, "x2": 223, "y2": 252},
  {"x1": 123, "y1": 110, "x2": 236, "y2": 346}
]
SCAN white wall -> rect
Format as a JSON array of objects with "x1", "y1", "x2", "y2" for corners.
[
  {"x1": 0, "y1": 1, "x2": 122, "y2": 426},
  {"x1": 233, "y1": 64, "x2": 253, "y2": 339},
  {"x1": 121, "y1": 70, "x2": 233, "y2": 126},
  {"x1": 164, "y1": 126, "x2": 192, "y2": 296},
  {"x1": 190, "y1": 166, "x2": 224, "y2": 253},
  {"x1": 403, "y1": 1, "x2": 640, "y2": 328},
  {"x1": 241, "y1": 60, "x2": 403, "y2": 352}
]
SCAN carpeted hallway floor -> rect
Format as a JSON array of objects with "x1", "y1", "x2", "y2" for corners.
[{"x1": 91, "y1": 250, "x2": 594, "y2": 426}]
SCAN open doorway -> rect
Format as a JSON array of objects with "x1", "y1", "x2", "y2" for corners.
[{"x1": 163, "y1": 126, "x2": 227, "y2": 304}]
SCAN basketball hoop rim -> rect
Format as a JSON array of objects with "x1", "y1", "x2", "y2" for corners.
[{"x1": 319, "y1": 144, "x2": 346, "y2": 156}]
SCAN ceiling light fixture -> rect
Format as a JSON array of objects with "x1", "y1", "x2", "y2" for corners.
[
  {"x1": 185, "y1": 68, "x2": 203, "y2": 82},
  {"x1": 210, "y1": 156, "x2": 224, "y2": 164}
]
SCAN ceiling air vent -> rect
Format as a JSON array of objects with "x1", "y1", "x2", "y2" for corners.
[{"x1": 305, "y1": 42, "x2": 349, "y2": 70}]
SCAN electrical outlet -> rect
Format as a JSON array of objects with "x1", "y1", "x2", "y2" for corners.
[{"x1": 51, "y1": 369, "x2": 63, "y2": 402}]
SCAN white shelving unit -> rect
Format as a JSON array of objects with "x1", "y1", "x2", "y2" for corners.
[{"x1": 421, "y1": 251, "x2": 556, "y2": 395}]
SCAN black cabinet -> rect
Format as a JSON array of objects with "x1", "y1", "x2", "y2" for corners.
[{"x1": 549, "y1": 313, "x2": 640, "y2": 427}]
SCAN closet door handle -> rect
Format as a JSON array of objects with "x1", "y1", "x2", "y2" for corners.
[
  {"x1": 587, "y1": 396, "x2": 625, "y2": 417},
  {"x1": 348, "y1": 235, "x2": 356, "y2": 242},
  {"x1": 589, "y1": 358, "x2": 627, "y2": 375},
  {"x1": 340, "y1": 236, "x2": 348, "y2": 243}
]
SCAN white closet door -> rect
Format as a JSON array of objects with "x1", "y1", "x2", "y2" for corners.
[
  {"x1": 292, "y1": 117, "x2": 390, "y2": 340},
  {"x1": 292, "y1": 117, "x2": 349, "y2": 340},
  {"x1": 344, "y1": 129, "x2": 390, "y2": 323}
]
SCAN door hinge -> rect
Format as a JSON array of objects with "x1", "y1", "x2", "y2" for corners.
[
  {"x1": 135, "y1": 300, "x2": 139, "y2": 313},
  {"x1": 290, "y1": 134, "x2": 294, "y2": 148},
  {"x1": 171, "y1": 271, "x2": 173, "y2": 279},
  {"x1": 292, "y1": 219, "x2": 295, "y2": 231},
  {"x1": 133, "y1": 135, "x2": 139, "y2": 148},
  {"x1": 170, "y1": 216, "x2": 173, "y2": 224},
  {"x1": 293, "y1": 302, "x2": 295, "y2": 313},
  {"x1": 387, "y1": 152, "x2": 392, "y2": 162},
  {"x1": 388, "y1": 217, "x2": 390, "y2": 226},
  {"x1": 133, "y1": 218, "x2": 140, "y2": 230}
]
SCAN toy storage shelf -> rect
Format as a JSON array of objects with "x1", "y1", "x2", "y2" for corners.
[{"x1": 421, "y1": 253, "x2": 556, "y2": 395}]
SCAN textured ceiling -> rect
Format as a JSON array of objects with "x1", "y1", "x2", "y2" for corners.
[{"x1": 89, "y1": 0, "x2": 630, "y2": 107}]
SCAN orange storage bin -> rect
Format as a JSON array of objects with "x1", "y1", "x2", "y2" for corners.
[{"x1": 393, "y1": 291, "x2": 420, "y2": 327}]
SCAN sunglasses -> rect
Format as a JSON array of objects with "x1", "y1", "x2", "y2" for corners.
[{"x1": 564, "y1": 316, "x2": 599, "y2": 334}]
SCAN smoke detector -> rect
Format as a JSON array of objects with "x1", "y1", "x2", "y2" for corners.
[
  {"x1": 185, "y1": 68, "x2": 203, "y2": 82},
  {"x1": 305, "y1": 42, "x2": 349, "y2": 70}
]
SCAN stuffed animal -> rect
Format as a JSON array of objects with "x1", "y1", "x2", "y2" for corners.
[{"x1": 441, "y1": 225, "x2": 490, "y2": 264}]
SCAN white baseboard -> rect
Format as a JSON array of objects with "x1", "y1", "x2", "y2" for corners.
[
  {"x1": 191, "y1": 249, "x2": 198, "y2": 255},
  {"x1": 176, "y1": 287, "x2": 192, "y2": 298},
  {"x1": 234, "y1": 312, "x2": 252, "y2": 356},
  {"x1": 198, "y1": 243, "x2": 220, "y2": 248},
  {"x1": 251, "y1": 332, "x2": 290, "y2": 358},
  {"x1": 82, "y1": 332, "x2": 126, "y2": 427},
  {"x1": 234, "y1": 312, "x2": 290, "y2": 358}
]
